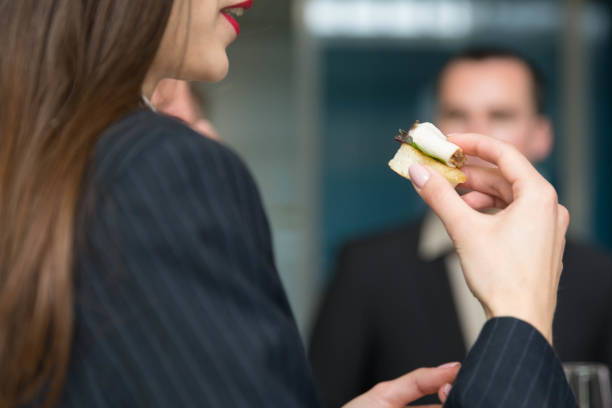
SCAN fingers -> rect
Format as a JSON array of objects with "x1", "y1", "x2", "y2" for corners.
[
  {"x1": 554, "y1": 204, "x2": 570, "y2": 279},
  {"x1": 461, "y1": 191, "x2": 508, "y2": 210},
  {"x1": 558, "y1": 204, "x2": 570, "y2": 234},
  {"x1": 342, "y1": 363, "x2": 460, "y2": 408},
  {"x1": 460, "y1": 166, "x2": 514, "y2": 204},
  {"x1": 438, "y1": 383, "x2": 453, "y2": 404},
  {"x1": 370, "y1": 363, "x2": 460, "y2": 406},
  {"x1": 409, "y1": 163, "x2": 473, "y2": 237},
  {"x1": 448, "y1": 133, "x2": 542, "y2": 194}
]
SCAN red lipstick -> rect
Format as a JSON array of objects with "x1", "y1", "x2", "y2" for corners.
[
  {"x1": 221, "y1": 0, "x2": 253, "y2": 36},
  {"x1": 231, "y1": 0, "x2": 253, "y2": 9},
  {"x1": 222, "y1": 13, "x2": 241, "y2": 35}
]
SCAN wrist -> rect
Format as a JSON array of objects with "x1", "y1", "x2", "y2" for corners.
[{"x1": 486, "y1": 301, "x2": 554, "y2": 344}]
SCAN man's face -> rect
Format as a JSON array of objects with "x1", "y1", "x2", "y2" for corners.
[{"x1": 436, "y1": 58, "x2": 551, "y2": 163}]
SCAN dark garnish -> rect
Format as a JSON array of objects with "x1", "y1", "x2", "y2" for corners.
[{"x1": 394, "y1": 129, "x2": 413, "y2": 144}]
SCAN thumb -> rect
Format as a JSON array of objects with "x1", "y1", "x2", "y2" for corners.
[
  {"x1": 376, "y1": 364, "x2": 460, "y2": 406},
  {"x1": 409, "y1": 163, "x2": 472, "y2": 236}
]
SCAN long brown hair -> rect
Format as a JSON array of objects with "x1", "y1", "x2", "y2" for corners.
[{"x1": 0, "y1": 1, "x2": 174, "y2": 406}]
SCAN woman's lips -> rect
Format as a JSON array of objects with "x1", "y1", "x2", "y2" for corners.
[
  {"x1": 221, "y1": 0, "x2": 253, "y2": 36},
  {"x1": 222, "y1": 13, "x2": 241, "y2": 35},
  {"x1": 230, "y1": 0, "x2": 253, "y2": 9}
]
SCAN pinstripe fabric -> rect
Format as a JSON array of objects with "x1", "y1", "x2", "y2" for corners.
[
  {"x1": 55, "y1": 110, "x2": 575, "y2": 407},
  {"x1": 60, "y1": 110, "x2": 321, "y2": 407},
  {"x1": 446, "y1": 317, "x2": 578, "y2": 407}
]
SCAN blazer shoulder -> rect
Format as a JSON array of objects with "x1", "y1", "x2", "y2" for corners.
[
  {"x1": 80, "y1": 109, "x2": 269, "y2": 250},
  {"x1": 92, "y1": 109, "x2": 250, "y2": 186}
]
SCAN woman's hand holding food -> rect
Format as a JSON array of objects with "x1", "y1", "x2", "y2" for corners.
[{"x1": 407, "y1": 133, "x2": 569, "y2": 344}]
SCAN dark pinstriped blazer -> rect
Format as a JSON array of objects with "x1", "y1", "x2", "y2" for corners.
[
  {"x1": 448, "y1": 318, "x2": 577, "y2": 407},
  {"x1": 57, "y1": 110, "x2": 575, "y2": 407},
  {"x1": 61, "y1": 110, "x2": 320, "y2": 407}
]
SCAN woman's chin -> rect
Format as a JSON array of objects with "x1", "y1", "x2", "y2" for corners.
[
  {"x1": 200, "y1": 54, "x2": 230, "y2": 83},
  {"x1": 182, "y1": 52, "x2": 229, "y2": 83},
  {"x1": 207, "y1": 61, "x2": 229, "y2": 83}
]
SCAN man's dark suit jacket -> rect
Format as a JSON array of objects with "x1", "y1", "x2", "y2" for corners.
[
  {"x1": 57, "y1": 110, "x2": 576, "y2": 407},
  {"x1": 310, "y1": 218, "x2": 611, "y2": 407}
]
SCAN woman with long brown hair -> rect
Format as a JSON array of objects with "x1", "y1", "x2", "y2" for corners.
[{"x1": 0, "y1": 1, "x2": 573, "y2": 407}]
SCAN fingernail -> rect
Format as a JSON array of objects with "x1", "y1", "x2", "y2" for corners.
[
  {"x1": 442, "y1": 383, "x2": 452, "y2": 397},
  {"x1": 409, "y1": 163, "x2": 430, "y2": 188},
  {"x1": 437, "y1": 362, "x2": 460, "y2": 369}
]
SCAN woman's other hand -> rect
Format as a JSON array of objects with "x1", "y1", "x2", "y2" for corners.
[
  {"x1": 408, "y1": 133, "x2": 570, "y2": 344},
  {"x1": 342, "y1": 363, "x2": 460, "y2": 408}
]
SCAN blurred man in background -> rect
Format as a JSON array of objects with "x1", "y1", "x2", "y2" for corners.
[{"x1": 309, "y1": 47, "x2": 612, "y2": 407}]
